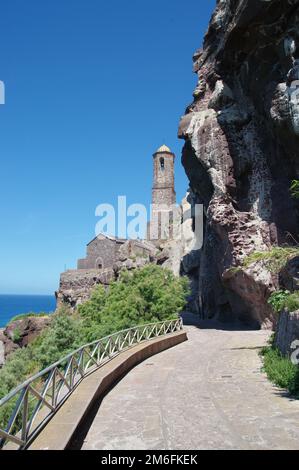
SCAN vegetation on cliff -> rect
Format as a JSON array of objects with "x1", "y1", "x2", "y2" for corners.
[
  {"x1": 79, "y1": 265, "x2": 189, "y2": 342},
  {"x1": 268, "y1": 290, "x2": 299, "y2": 314},
  {"x1": 243, "y1": 247, "x2": 299, "y2": 274},
  {"x1": 261, "y1": 339, "x2": 299, "y2": 398},
  {"x1": 7, "y1": 312, "x2": 50, "y2": 325},
  {"x1": 290, "y1": 180, "x2": 299, "y2": 199},
  {"x1": 0, "y1": 265, "x2": 189, "y2": 429}
]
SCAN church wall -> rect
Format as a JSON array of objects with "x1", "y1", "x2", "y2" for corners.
[{"x1": 77, "y1": 238, "x2": 122, "y2": 270}]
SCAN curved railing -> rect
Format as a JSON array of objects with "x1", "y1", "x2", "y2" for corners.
[{"x1": 0, "y1": 317, "x2": 183, "y2": 450}]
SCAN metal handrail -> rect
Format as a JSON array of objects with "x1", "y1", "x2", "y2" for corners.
[{"x1": 0, "y1": 317, "x2": 183, "y2": 449}]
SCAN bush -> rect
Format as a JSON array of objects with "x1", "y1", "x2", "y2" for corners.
[
  {"x1": 261, "y1": 346, "x2": 299, "y2": 396},
  {"x1": 268, "y1": 290, "x2": 299, "y2": 313},
  {"x1": 79, "y1": 265, "x2": 190, "y2": 341},
  {"x1": 33, "y1": 308, "x2": 84, "y2": 370},
  {"x1": 0, "y1": 346, "x2": 40, "y2": 431},
  {"x1": 12, "y1": 327, "x2": 21, "y2": 344}
]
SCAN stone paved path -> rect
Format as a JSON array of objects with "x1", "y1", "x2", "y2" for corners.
[{"x1": 81, "y1": 318, "x2": 299, "y2": 450}]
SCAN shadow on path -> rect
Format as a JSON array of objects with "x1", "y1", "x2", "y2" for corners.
[{"x1": 181, "y1": 311, "x2": 260, "y2": 332}]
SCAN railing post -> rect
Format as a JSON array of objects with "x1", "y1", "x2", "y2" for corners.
[
  {"x1": 70, "y1": 357, "x2": 74, "y2": 389},
  {"x1": 52, "y1": 369, "x2": 56, "y2": 408},
  {"x1": 21, "y1": 387, "x2": 29, "y2": 444}
]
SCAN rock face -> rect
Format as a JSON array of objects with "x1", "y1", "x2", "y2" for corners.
[
  {"x1": 0, "y1": 316, "x2": 51, "y2": 359},
  {"x1": 157, "y1": 190, "x2": 202, "y2": 313},
  {"x1": 56, "y1": 268, "x2": 116, "y2": 309},
  {"x1": 179, "y1": 0, "x2": 299, "y2": 328},
  {"x1": 279, "y1": 256, "x2": 299, "y2": 291}
]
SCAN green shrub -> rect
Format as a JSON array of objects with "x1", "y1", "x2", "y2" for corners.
[
  {"x1": 243, "y1": 247, "x2": 299, "y2": 273},
  {"x1": 268, "y1": 290, "x2": 291, "y2": 313},
  {"x1": 285, "y1": 292, "x2": 299, "y2": 312},
  {"x1": 261, "y1": 346, "x2": 299, "y2": 396},
  {"x1": 79, "y1": 265, "x2": 190, "y2": 341},
  {"x1": 0, "y1": 346, "x2": 40, "y2": 432},
  {"x1": 33, "y1": 309, "x2": 84, "y2": 370},
  {"x1": 12, "y1": 327, "x2": 21, "y2": 344},
  {"x1": 268, "y1": 290, "x2": 299, "y2": 313},
  {"x1": 290, "y1": 180, "x2": 299, "y2": 199}
]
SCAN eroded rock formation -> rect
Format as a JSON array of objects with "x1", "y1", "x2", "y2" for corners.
[
  {"x1": 0, "y1": 316, "x2": 51, "y2": 360},
  {"x1": 179, "y1": 0, "x2": 299, "y2": 328}
]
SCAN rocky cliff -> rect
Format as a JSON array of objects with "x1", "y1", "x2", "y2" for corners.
[
  {"x1": 179, "y1": 0, "x2": 299, "y2": 328},
  {"x1": 0, "y1": 316, "x2": 51, "y2": 360}
]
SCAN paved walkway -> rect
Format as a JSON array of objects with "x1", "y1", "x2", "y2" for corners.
[{"x1": 80, "y1": 319, "x2": 299, "y2": 450}]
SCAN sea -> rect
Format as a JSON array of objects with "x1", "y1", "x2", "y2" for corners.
[{"x1": 0, "y1": 295, "x2": 56, "y2": 328}]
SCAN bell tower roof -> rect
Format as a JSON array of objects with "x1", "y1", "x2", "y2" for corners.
[{"x1": 155, "y1": 144, "x2": 172, "y2": 154}]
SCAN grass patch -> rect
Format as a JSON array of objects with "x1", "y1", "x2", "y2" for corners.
[
  {"x1": 268, "y1": 290, "x2": 299, "y2": 313},
  {"x1": 243, "y1": 247, "x2": 299, "y2": 274},
  {"x1": 7, "y1": 312, "x2": 50, "y2": 325},
  {"x1": 261, "y1": 346, "x2": 299, "y2": 397}
]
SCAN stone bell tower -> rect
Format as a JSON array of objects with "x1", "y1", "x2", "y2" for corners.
[
  {"x1": 152, "y1": 144, "x2": 176, "y2": 207},
  {"x1": 148, "y1": 144, "x2": 176, "y2": 241}
]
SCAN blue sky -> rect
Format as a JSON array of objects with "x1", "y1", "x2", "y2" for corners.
[{"x1": 0, "y1": 0, "x2": 216, "y2": 295}]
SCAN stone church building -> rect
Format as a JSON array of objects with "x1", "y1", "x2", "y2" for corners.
[
  {"x1": 77, "y1": 234, "x2": 126, "y2": 270},
  {"x1": 56, "y1": 144, "x2": 178, "y2": 308},
  {"x1": 78, "y1": 144, "x2": 177, "y2": 270}
]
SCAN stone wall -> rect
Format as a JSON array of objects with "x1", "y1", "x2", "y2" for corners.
[
  {"x1": 56, "y1": 268, "x2": 115, "y2": 309},
  {"x1": 275, "y1": 310, "x2": 299, "y2": 357}
]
